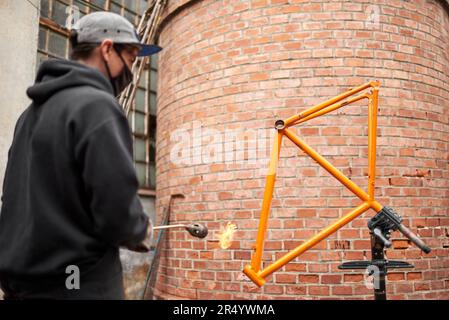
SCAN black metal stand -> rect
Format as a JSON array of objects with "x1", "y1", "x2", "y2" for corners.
[
  {"x1": 338, "y1": 206, "x2": 415, "y2": 300},
  {"x1": 339, "y1": 231, "x2": 413, "y2": 300}
]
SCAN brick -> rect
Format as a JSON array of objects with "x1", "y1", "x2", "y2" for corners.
[
  {"x1": 332, "y1": 286, "x2": 353, "y2": 295},
  {"x1": 388, "y1": 273, "x2": 405, "y2": 281},
  {"x1": 250, "y1": 72, "x2": 269, "y2": 81},
  {"x1": 286, "y1": 285, "x2": 306, "y2": 295},
  {"x1": 406, "y1": 272, "x2": 422, "y2": 281},
  {"x1": 393, "y1": 240, "x2": 410, "y2": 249},
  {"x1": 308, "y1": 286, "x2": 330, "y2": 296},
  {"x1": 276, "y1": 274, "x2": 297, "y2": 284},
  {"x1": 321, "y1": 275, "x2": 342, "y2": 284},
  {"x1": 298, "y1": 275, "x2": 319, "y2": 283},
  {"x1": 344, "y1": 274, "x2": 364, "y2": 283}
]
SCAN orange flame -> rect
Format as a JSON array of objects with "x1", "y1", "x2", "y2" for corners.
[{"x1": 217, "y1": 222, "x2": 237, "y2": 249}]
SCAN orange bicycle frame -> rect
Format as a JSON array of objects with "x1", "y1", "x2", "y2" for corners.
[{"x1": 243, "y1": 80, "x2": 383, "y2": 287}]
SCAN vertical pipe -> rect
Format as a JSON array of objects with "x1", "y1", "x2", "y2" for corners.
[
  {"x1": 370, "y1": 232, "x2": 387, "y2": 300},
  {"x1": 251, "y1": 130, "x2": 283, "y2": 272},
  {"x1": 368, "y1": 88, "x2": 379, "y2": 200}
]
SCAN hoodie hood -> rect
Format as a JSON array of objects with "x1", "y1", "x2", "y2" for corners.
[{"x1": 27, "y1": 59, "x2": 114, "y2": 105}]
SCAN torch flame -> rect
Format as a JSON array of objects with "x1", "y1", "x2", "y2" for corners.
[{"x1": 218, "y1": 222, "x2": 237, "y2": 249}]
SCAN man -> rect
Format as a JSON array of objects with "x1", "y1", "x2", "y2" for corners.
[{"x1": 0, "y1": 12, "x2": 161, "y2": 299}]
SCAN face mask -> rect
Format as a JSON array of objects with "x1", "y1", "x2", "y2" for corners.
[{"x1": 103, "y1": 45, "x2": 133, "y2": 96}]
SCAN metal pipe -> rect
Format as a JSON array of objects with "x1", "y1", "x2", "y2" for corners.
[
  {"x1": 284, "y1": 81, "x2": 380, "y2": 126},
  {"x1": 398, "y1": 224, "x2": 431, "y2": 254},
  {"x1": 152, "y1": 224, "x2": 186, "y2": 230},
  {"x1": 289, "y1": 93, "x2": 369, "y2": 127},
  {"x1": 283, "y1": 128, "x2": 371, "y2": 202},
  {"x1": 152, "y1": 223, "x2": 208, "y2": 239},
  {"x1": 368, "y1": 88, "x2": 379, "y2": 200}
]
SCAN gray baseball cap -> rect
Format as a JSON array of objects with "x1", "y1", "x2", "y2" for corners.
[{"x1": 73, "y1": 11, "x2": 162, "y2": 57}]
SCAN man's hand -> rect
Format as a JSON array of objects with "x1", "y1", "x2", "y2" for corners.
[{"x1": 123, "y1": 222, "x2": 153, "y2": 252}]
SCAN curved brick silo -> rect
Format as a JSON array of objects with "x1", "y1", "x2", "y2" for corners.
[{"x1": 153, "y1": 0, "x2": 449, "y2": 299}]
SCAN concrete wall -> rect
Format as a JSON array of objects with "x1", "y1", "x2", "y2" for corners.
[{"x1": 0, "y1": 0, "x2": 40, "y2": 204}]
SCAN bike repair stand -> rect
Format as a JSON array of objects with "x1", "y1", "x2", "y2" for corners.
[{"x1": 338, "y1": 206, "x2": 414, "y2": 300}]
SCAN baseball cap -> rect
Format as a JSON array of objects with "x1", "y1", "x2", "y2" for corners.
[{"x1": 72, "y1": 11, "x2": 162, "y2": 57}]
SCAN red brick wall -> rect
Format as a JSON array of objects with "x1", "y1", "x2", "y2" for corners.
[{"x1": 154, "y1": 0, "x2": 449, "y2": 299}]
